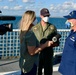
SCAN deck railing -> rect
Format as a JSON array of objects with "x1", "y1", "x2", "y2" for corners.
[{"x1": 0, "y1": 29, "x2": 70, "y2": 59}]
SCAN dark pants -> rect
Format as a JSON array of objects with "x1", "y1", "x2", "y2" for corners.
[
  {"x1": 38, "y1": 47, "x2": 53, "y2": 75},
  {"x1": 21, "y1": 64, "x2": 37, "y2": 75}
]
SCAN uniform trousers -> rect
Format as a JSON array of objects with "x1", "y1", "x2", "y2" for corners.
[{"x1": 38, "y1": 47, "x2": 53, "y2": 75}]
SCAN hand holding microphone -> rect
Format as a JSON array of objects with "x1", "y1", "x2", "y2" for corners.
[
  {"x1": 52, "y1": 33, "x2": 61, "y2": 42},
  {"x1": 40, "y1": 32, "x2": 61, "y2": 47}
]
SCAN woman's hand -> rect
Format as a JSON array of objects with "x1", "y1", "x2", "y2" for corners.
[
  {"x1": 27, "y1": 41, "x2": 54, "y2": 56},
  {"x1": 44, "y1": 41, "x2": 54, "y2": 47}
]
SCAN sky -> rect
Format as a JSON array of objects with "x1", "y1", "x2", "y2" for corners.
[{"x1": 0, "y1": 0, "x2": 76, "y2": 17}]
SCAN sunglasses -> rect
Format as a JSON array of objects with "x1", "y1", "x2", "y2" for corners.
[{"x1": 43, "y1": 15, "x2": 49, "y2": 17}]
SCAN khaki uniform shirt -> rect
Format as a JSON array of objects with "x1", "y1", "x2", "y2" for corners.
[
  {"x1": 32, "y1": 22, "x2": 57, "y2": 42},
  {"x1": 19, "y1": 30, "x2": 39, "y2": 73}
]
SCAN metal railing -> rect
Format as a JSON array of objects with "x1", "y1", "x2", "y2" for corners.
[{"x1": 0, "y1": 29, "x2": 70, "y2": 59}]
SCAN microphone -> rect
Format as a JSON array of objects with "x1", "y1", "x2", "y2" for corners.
[
  {"x1": 40, "y1": 33, "x2": 61, "y2": 44},
  {"x1": 0, "y1": 16, "x2": 16, "y2": 20},
  {"x1": 52, "y1": 33, "x2": 61, "y2": 42}
]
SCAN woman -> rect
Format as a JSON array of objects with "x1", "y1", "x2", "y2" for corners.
[{"x1": 19, "y1": 10, "x2": 54, "y2": 75}]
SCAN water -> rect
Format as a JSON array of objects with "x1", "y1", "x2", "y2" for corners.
[
  {"x1": 0, "y1": 16, "x2": 68, "y2": 57},
  {"x1": 0, "y1": 16, "x2": 67, "y2": 29}
]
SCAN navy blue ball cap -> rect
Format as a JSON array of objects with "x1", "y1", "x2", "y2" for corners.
[
  {"x1": 40, "y1": 8, "x2": 50, "y2": 16},
  {"x1": 64, "y1": 10, "x2": 76, "y2": 19}
]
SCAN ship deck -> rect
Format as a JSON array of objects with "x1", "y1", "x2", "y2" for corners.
[{"x1": 0, "y1": 56, "x2": 61, "y2": 75}]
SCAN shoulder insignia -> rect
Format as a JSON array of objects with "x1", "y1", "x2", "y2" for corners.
[
  {"x1": 70, "y1": 36, "x2": 75, "y2": 42},
  {"x1": 33, "y1": 27, "x2": 37, "y2": 30},
  {"x1": 49, "y1": 25, "x2": 55, "y2": 30}
]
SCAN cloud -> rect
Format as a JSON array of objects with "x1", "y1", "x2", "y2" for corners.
[
  {"x1": 22, "y1": 0, "x2": 29, "y2": 2},
  {"x1": 22, "y1": 0, "x2": 34, "y2": 3},
  {"x1": 13, "y1": 5, "x2": 23, "y2": 10},
  {"x1": 1, "y1": 5, "x2": 23, "y2": 11},
  {"x1": 1, "y1": 0, "x2": 76, "y2": 16},
  {"x1": 3, "y1": 6, "x2": 9, "y2": 10},
  {"x1": 73, "y1": 4, "x2": 76, "y2": 9},
  {"x1": 9, "y1": 0, "x2": 14, "y2": 2},
  {"x1": 49, "y1": 1, "x2": 76, "y2": 16}
]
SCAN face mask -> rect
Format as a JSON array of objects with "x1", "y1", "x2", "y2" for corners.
[
  {"x1": 65, "y1": 20, "x2": 74, "y2": 29},
  {"x1": 65, "y1": 21, "x2": 71, "y2": 29},
  {"x1": 42, "y1": 17, "x2": 49, "y2": 22},
  {"x1": 32, "y1": 18, "x2": 38, "y2": 25}
]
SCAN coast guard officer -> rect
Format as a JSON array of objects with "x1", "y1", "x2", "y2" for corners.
[
  {"x1": 59, "y1": 10, "x2": 76, "y2": 75},
  {"x1": 32, "y1": 8, "x2": 59, "y2": 75}
]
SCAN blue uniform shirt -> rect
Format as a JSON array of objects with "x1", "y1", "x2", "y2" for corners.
[{"x1": 59, "y1": 30, "x2": 76, "y2": 75}]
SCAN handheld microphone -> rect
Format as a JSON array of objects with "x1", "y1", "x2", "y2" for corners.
[{"x1": 52, "y1": 33, "x2": 61, "y2": 42}]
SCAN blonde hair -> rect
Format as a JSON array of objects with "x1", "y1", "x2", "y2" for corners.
[{"x1": 19, "y1": 10, "x2": 36, "y2": 43}]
